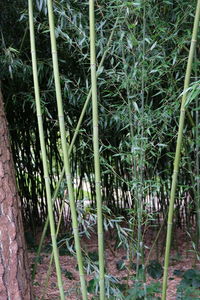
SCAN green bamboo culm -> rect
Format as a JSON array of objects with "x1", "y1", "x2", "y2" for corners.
[
  {"x1": 194, "y1": 51, "x2": 200, "y2": 247},
  {"x1": 161, "y1": 1, "x2": 200, "y2": 299},
  {"x1": 46, "y1": 1, "x2": 88, "y2": 299},
  {"x1": 41, "y1": 199, "x2": 66, "y2": 300},
  {"x1": 28, "y1": 0, "x2": 65, "y2": 299},
  {"x1": 32, "y1": 18, "x2": 119, "y2": 279},
  {"x1": 89, "y1": 0, "x2": 105, "y2": 299}
]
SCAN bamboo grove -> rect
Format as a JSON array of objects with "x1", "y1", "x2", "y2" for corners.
[{"x1": 1, "y1": 0, "x2": 200, "y2": 299}]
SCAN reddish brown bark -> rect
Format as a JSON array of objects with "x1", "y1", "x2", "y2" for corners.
[{"x1": 0, "y1": 89, "x2": 32, "y2": 299}]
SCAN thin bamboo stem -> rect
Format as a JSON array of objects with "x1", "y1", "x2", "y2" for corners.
[
  {"x1": 32, "y1": 168, "x2": 64, "y2": 279},
  {"x1": 41, "y1": 199, "x2": 66, "y2": 300},
  {"x1": 140, "y1": 4, "x2": 147, "y2": 298},
  {"x1": 46, "y1": 1, "x2": 88, "y2": 299},
  {"x1": 161, "y1": 1, "x2": 200, "y2": 299},
  {"x1": 89, "y1": 0, "x2": 105, "y2": 299},
  {"x1": 194, "y1": 51, "x2": 200, "y2": 246},
  {"x1": 145, "y1": 213, "x2": 167, "y2": 267},
  {"x1": 28, "y1": 1, "x2": 65, "y2": 299}
]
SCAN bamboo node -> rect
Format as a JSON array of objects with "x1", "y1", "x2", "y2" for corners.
[
  {"x1": 99, "y1": 277, "x2": 105, "y2": 281},
  {"x1": 90, "y1": 63, "x2": 96, "y2": 67},
  {"x1": 50, "y1": 234, "x2": 56, "y2": 238},
  {"x1": 52, "y1": 50, "x2": 57, "y2": 54},
  {"x1": 98, "y1": 232, "x2": 104, "y2": 236},
  {"x1": 95, "y1": 181, "x2": 101, "y2": 185},
  {"x1": 192, "y1": 39, "x2": 197, "y2": 42}
]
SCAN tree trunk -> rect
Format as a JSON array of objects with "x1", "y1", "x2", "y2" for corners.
[{"x1": 0, "y1": 89, "x2": 32, "y2": 299}]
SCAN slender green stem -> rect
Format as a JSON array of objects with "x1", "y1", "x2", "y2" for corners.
[
  {"x1": 89, "y1": 0, "x2": 105, "y2": 299},
  {"x1": 41, "y1": 199, "x2": 66, "y2": 300},
  {"x1": 161, "y1": 1, "x2": 200, "y2": 299},
  {"x1": 145, "y1": 213, "x2": 167, "y2": 267},
  {"x1": 32, "y1": 169, "x2": 64, "y2": 279},
  {"x1": 121, "y1": 42, "x2": 135, "y2": 261},
  {"x1": 140, "y1": 4, "x2": 147, "y2": 298},
  {"x1": 28, "y1": 1, "x2": 65, "y2": 299},
  {"x1": 194, "y1": 51, "x2": 200, "y2": 247},
  {"x1": 47, "y1": 1, "x2": 88, "y2": 299}
]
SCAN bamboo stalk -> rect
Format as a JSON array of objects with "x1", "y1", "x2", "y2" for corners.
[
  {"x1": 46, "y1": 1, "x2": 88, "y2": 299},
  {"x1": 41, "y1": 199, "x2": 66, "y2": 300},
  {"x1": 33, "y1": 17, "x2": 118, "y2": 279},
  {"x1": 32, "y1": 167, "x2": 64, "y2": 279},
  {"x1": 194, "y1": 51, "x2": 200, "y2": 247},
  {"x1": 139, "y1": 4, "x2": 147, "y2": 298},
  {"x1": 161, "y1": 1, "x2": 200, "y2": 299},
  {"x1": 28, "y1": 1, "x2": 65, "y2": 299},
  {"x1": 89, "y1": 0, "x2": 105, "y2": 299}
]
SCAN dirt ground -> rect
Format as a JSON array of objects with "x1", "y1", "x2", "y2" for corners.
[{"x1": 30, "y1": 228, "x2": 200, "y2": 300}]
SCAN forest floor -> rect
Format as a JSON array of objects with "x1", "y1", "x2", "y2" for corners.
[{"x1": 29, "y1": 227, "x2": 200, "y2": 300}]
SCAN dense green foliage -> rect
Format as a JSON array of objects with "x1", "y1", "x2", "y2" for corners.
[
  {"x1": 1, "y1": 0, "x2": 199, "y2": 228},
  {"x1": 1, "y1": 1, "x2": 200, "y2": 297}
]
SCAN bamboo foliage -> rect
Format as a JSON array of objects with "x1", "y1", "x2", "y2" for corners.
[
  {"x1": 46, "y1": 0, "x2": 88, "y2": 299},
  {"x1": 4, "y1": 0, "x2": 198, "y2": 231},
  {"x1": 89, "y1": 0, "x2": 105, "y2": 299},
  {"x1": 4, "y1": 1, "x2": 200, "y2": 298},
  {"x1": 28, "y1": 0, "x2": 65, "y2": 299},
  {"x1": 162, "y1": 1, "x2": 200, "y2": 299}
]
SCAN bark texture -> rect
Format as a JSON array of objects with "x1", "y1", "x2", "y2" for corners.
[{"x1": 0, "y1": 89, "x2": 32, "y2": 300}]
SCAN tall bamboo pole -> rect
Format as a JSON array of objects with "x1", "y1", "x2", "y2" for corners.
[
  {"x1": 33, "y1": 17, "x2": 119, "y2": 280},
  {"x1": 41, "y1": 199, "x2": 66, "y2": 300},
  {"x1": 46, "y1": 1, "x2": 88, "y2": 299},
  {"x1": 138, "y1": 3, "x2": 147, "y2": 298},
  {"x1": 162, "y1": 1, "x2": 200, "y2": 299},
  {"x1": 89, "y1": 0, "x2": 105, "y2": 299},
  {"x1": 28, "y1": 1, "x2": 65, "y2": 299},
  {"x1": 194, "y1": 51, "x2": 200, "y2": 246}
]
